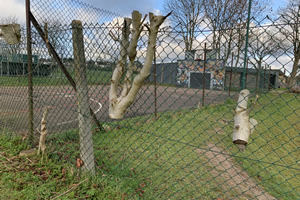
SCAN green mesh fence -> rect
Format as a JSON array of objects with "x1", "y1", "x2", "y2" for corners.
[{"x1": 0, "y1": 0, "x2": 299, "y2": 199}]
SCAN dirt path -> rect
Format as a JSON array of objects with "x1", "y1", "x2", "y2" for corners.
[{"x1": 196, "y1": 143, "x2": 275, "y2": 200}]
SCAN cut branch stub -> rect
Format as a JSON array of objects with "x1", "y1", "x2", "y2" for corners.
[
  {"x1": 233, "y1": 89, "x2": 258, "y2": 151},
  {"x1": 109, "y1": 10, "x2": 170, "y2": 119},
  {"x1": 38, "y1": 107, "x2": 49, "y2": 156}
]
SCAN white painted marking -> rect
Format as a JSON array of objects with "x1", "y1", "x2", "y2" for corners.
[
  {"x1": 57, "y1": 97, "x2": 102, "y2": 126},
  {"x1": 90, "y1": 98, "x2": 102, "y2": 114},
  {"x1": 57, "y1": 119, "x2": 77, "y2": 125}
]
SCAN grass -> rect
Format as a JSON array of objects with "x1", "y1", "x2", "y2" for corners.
[
  {"x1": 0, "y1": 69, "x2": 112, "y2": 86},
  {"x1": 0, "y1": 131, "x2": 123, "y2": 199},
  {"x1": 0, "y1": 91, "x2": 299, "y2": 199},
  {"x1": 235, "y1": 92, "x2": 300, "y2": 198},
  {"x1": 92, "y1": 91, "x2": 299, "y2": 199}
]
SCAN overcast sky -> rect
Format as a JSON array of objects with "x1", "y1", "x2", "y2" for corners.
[{"x1": 0, "y1": 0, "x2": 287, "y2": 24}]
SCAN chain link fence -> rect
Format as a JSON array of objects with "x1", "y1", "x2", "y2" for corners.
[{"x1": 0, "y1": 0, "x2": 299, "y2": 199}]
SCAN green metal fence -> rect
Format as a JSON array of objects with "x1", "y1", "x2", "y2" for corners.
[{"x1": 0, "y1": 0, "x2": 299, "y2": 199}]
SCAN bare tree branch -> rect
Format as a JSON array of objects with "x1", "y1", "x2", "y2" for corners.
[
  {"x1": 163, "y1": 0, "x2": 203, "y2": 51},
  {"x1": 278, "y1": 0, "x2": 300, "y2": 87}
]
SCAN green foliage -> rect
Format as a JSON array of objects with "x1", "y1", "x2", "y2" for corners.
[{"x1": 0, "y1": 131, "x2": 30, "y2": 155}]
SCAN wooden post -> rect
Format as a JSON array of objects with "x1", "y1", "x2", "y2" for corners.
[
  {"x1": 72, "y1": 20, "x2": 95, "y2": 175},
  {"x1": 268, "y1": 65, "x2": 271, "y2": 90},
  {"x1": 255, "y1": 66, "x2": 259, "y2": 95},
  {"x1": 154, "y1": 47, "x2": 157, "y2": 119},
  {"x1": 229, "y1": 52, "x2": 234, "y2": 96},
  {"x1": 161, "y1": 66, "x2": 164, "y2": 83},
  {"x1": 202, "y1": 43, "x2": 207, "y2": 107},
  {"x1": 284, "y1": 68, "x2": 286, "y2": 85},
  {"x1": 264, "y1": 64, "x2": 267, "y2": 91},
  {"x1": 169, "y1": 67, "x2": 172, "y2": 84}
]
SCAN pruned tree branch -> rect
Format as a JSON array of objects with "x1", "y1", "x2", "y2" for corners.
[
  {"x1": 233, "y1": 89, "x2": 258, "y2": 151},
  {"x1": 109, "y1": 17, "x2": 131, "y2": 109},
  {"x1": 121, "y1": 11, "x2": 144, "y2": 98},
  {"x1": 109, "y1": 11, "x2": 170, "y2": 119}
]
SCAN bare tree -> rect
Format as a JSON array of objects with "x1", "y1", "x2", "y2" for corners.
[
  {"x1": 109, "y1": 11, "x2": 170, "y2": 119},
  {"x1": 278, "y1": 0, "x2": 300, "y2": 87},
  {"x1": 41, "y1": 19, "x2": 68, "y2": 59},
  {"x1": 232, "y1": 22, "x2": 248, "y2": 69},
  {"x1": 248, "y1": 28, "x2": 283, "y2": 89},
  {"x1": 203, "y1": 0, "x2": 243, "y2": 59},
  {"x1": 163, "y1": 0, "x2": 203, "y2": 51},
  {"x1": 0, "y1": 15, "x2": 19, "y2": 24},
  {"x1": 203, "y1": 0, "x2": 270, "y2": 63}
]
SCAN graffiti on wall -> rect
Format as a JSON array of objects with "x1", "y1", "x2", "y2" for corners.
[{"x1": 176, "y1": 59, "x2": 225, "y2": 90}]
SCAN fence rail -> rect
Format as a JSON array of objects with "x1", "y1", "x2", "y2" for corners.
[{"x1": 0, "y1": 0, "x2": 299, "y2": 199}]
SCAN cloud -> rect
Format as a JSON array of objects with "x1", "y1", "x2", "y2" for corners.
[
  {"x1": 0, "y1": 0, "x2": 164, "y2": 26},
  {"x1": 82, "y1": 0, "x2": 163, "y2": 16},
  {"x1": 0, "y1": 0, "x2": 26, "y2": 24}
]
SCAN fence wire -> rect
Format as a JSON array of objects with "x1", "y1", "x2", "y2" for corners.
[{"x1": 0, "y1": 0, "x2": 299, "y2": 199}]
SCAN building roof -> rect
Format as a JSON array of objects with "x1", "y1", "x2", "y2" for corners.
[
  {"x1": 225, "y1": 67, "x2": 280, "y2": 75},
  {"x1": 153, "y1": 62, "x2": 178, "y2": 68}
]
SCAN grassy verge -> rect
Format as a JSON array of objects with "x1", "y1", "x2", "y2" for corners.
[
  {"x1": 1, "y1": 92, "x2": 299, "y2": 199},
  {"x1": 91, "y1": 91, "x2": 299, "y2": 199}
]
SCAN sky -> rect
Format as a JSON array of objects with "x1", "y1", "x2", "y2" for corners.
[
  {"x1": 0, "y1": 0, "x2": 294, "y2": 72},
  {"x1": 0, "y1": 0, "x2": 287, "y2": 24}
]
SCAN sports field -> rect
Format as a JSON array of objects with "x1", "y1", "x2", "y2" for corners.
[{"x1": 0, "y1": 85, "x2": 236, "y2": 133}]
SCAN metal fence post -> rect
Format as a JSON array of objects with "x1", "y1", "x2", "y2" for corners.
[
  {"x1": 245, "y1": 59, "x2": 249, "y2": 87},
  {"x1": 154, "y1": 46, "x2": 157, "y2": 119},
  {"x1": 72, "y1": 20, "x2": 95, "y2": 175},
  {"x1": 241, "y1": 0, "x2": 252, "y2": 90}
]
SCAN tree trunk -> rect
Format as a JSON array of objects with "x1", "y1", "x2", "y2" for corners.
[
  {"x1": 109, "y1": 11, "x2": 170, "y2": 119},
  {"x1": 287, "y1": 54, "x2": 300, "y2": 88},
  {"x1": 255, "y1": 58, "x2": 263, "y2": 91}
]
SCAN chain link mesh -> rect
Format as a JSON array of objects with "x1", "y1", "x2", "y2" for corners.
[{"x1": 0, "y1": 0, "x2": 299, "y2": 199}]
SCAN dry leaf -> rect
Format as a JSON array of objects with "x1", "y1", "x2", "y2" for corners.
[
  {"x1": 76, "y1": 158, "x2": 84, "y2": 168},
  {"x1": 140, "y1": 182, "x2": 146, "y2": 188},
  {"x1": 62, "y1": 168, "x2": 66, "y2": 176},
  {"x1": 121, "y1": 193, "x2": 127, "y2": 200}
]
